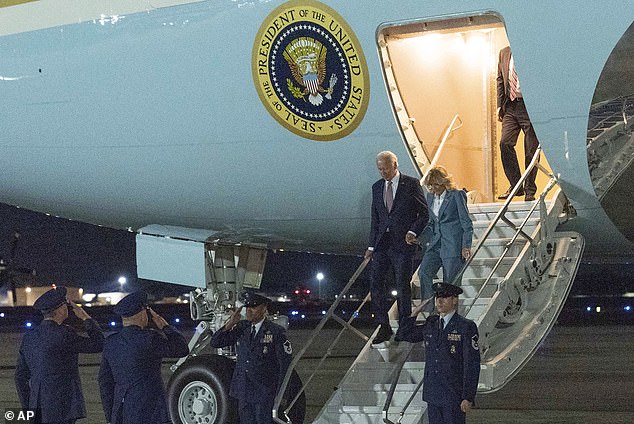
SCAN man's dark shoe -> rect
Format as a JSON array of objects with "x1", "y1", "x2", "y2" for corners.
[
  {"x1": 498, "y1": 188, "x2": 524, "y2": 200},
  {"x1": 525, "y1": 194, "x2": 536, "y2": 201},
  {"x1": 372, "y1": 324, "x2": 393, "y2": 345}
]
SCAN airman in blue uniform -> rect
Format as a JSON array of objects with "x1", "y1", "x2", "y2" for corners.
[
  {"x1": 98, "y1": 291, "x2": 189, "y2": 424},
  {"x1": 15, "y1": 286, "x2": 104, "y2": 424},
  {"x1": 210, "y1": 291, "x2": 293, "y2": 424},
  {"x1": 400, "y1": 283, "x2": 481, "y2": 424}
]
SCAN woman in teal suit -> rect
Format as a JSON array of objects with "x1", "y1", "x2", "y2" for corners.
[{"x1": 418, "y1": 166, "x2": 473, "y2": 308}]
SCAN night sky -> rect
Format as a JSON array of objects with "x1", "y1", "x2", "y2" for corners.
[
  {"x1": 0, "y1": 202, "x2": 366, "y2": 298},
  {"x1": 1, "y1": 202, "x2": 632, "y2": 299}
]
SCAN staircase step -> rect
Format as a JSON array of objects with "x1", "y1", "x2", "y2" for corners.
[
  {"x1": 461, "y1": 278, "x2": 501, "y2": 298},
  {"x1": 471, "y1": 219, "x2": 539, "y2": 239},
  {"x1": 339, "y1": 405, "x2": 424, "y2": 423},
  {"x1": 461, "y1": 257, "x2": 516, "y2": 278},
  {"x1": 472, "y1": 238, "x2": 528, "y2": 257},
  {"x1": 344, "y1": 362, "x2": 425, "y2": 384},
  {"x1": 340, "y1": 383, "x2": 425, "y2": 407}
]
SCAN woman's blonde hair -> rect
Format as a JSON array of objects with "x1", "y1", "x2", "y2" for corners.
[{"x1": 423, "y1": 165, "x2": 457, "y2": 190}]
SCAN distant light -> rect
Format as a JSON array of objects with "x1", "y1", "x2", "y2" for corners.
[
  {"x1": 305, "y1": 289, "x2": 310, "y2": 294},
  {"x1": 25, "y1": 287, "x2": 32, "y2": 293},
  {"x1": 625, "y1": 306, "x2": 632, "y2": 312},
  {"x1": 291, "y1": 310, "x2": 299, "y2": 316},
  {"x1": 174, "y1": 318, "x2": 181, "y2": 323},
  {"x1": 342, "y1": 310, "x2": 346, "y2": 314},
  {"x1": 301, "y1": 314, "x2": 306, "y2": 319},
  {"x1": 294, "y1": 290, "x2": 300, "y2": 295},
  {"x1": 596, "y1": 306, "x2": 601, "y2": 313},
  {"x1": 25, "y1": 322, "x2": 33, "y2": 328},
  {"x1": 321, "y1": 310, "x2": 326, "y2": 315},
  {"x1": 586, "y1": 306, "x2": 592, "y2": 312},
  {"x1": 110, "y1": 321, "x2": 117, "y2": 327},
  {"x1": 118, "y1": 276, "x2": 127, "y2": 285},
  {"x1": 0, "y1": 312, "x2": 5, "y2": 318},
  {"x1": 391, "y1": 290, "x2": 398, "y2": 296},
  {"x1": 353, "y1": 311, "x2": 359, "y2": 318},
  {"x1": 316, "y1": 272, "x2": 324, "y2": 281}
]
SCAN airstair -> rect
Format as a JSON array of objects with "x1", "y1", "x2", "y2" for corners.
[
  {"x1": 586, "y1": 94, "x2": 634, "y2": 199},
  {"x1": 273, "y1": 150, "x2": 585, "y2": 424}
]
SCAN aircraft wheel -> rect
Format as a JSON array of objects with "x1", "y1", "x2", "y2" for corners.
[{"x1": 168, "y1": 355, "x2": 237, "y2": 424}]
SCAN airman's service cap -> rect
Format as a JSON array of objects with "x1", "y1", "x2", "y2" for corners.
[
  {"x1": 114, "y1": 291, "x2": 148, "y2": 317},
  {"x1": 433, "y1": 282, "x2": 463, "y2": 298},
  {"x1": 242, "y1": 291, "x2": 270, "y2": 307},
  {"x1": 33, "y1": 286, "x2": 68, "y2": 312}
]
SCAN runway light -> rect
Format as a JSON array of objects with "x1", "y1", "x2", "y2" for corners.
[
  {"x1": 586, "y1": 306, "x2": 592, "y2": 312},
  {"x1": 290, "y1": 310, "x2": 299, "y2": 316},
  {"x1": 0, "y1": 312, "x2": 5, "y2": 318},
  {"x1": 624, "y1": 306, "x2": 631, "y2": 312},
  {"x1": 301, "y1": 314, "x2": 306, "y2": 319},
  {"x1": 110, "y1": 321, "x2": 117, "y2": 327},
  {"x1": 321, "y1": 310, "x2": 327, "y2": 315},
  {"x1": 25, "y1": 322, "x2": 33, "y2": 328},
  {"x1": 174, "y1": 318, "x2": 181, "y2": 324}
]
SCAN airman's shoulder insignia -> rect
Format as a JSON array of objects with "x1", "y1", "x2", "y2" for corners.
[{"x1": 283, "y1": 339, "x2": 293, "y2": 354}]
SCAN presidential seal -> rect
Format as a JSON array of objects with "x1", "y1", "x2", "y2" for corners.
[{"x1": 253, "y1": 0, "x2": 369, "y2": 141}]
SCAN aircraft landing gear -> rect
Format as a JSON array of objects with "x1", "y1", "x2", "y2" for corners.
[{"x1": 168, "y1": 354, "x2": 306, "y2": 424}]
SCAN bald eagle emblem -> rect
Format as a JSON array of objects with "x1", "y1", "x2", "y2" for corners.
[{"x1": 284, "y1": 37, "x2": 337, "y2": 106}]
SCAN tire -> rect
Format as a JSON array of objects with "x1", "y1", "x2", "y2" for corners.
[
  {"x1": 168, "y1": 355, "x2": 306, "y2": 424},
  {"x1": 168, "y1": 355, "x2": 238, "y2": 424}
]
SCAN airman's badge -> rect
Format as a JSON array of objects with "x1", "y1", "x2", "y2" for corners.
[
  {"x1": 284, "y1": 339, "x2": 293, "y2": 354},
  {"x1": 253, "y1": 0, "x2": 369, "y2": 141},
  {"x1": 263, "y1": 332, "x2": 273, "y2": 343}
]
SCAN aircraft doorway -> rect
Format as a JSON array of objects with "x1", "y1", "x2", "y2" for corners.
[{"x1": 378, "y1": 14, "x2": 552, "y2": 202}]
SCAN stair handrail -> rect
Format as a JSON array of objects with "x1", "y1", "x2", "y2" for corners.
[
  {"x1": 384, "y1": 146, "x2": 559, "y2": 419},
  {"x1": 428, "y1": 114, "x2": 463, "y2": 172},
  {"x1": 451, "y1": 146, "x2": 552, "y2": 285},
  {"x1": 273, "y1": 256, "x2": 371, "y2": 423},
  {"x1": 380, "y1": 342, "x2": 416, "y2": 423}
]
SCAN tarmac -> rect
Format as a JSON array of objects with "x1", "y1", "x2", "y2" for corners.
[{"x1": 1, "y1": 324, "x2": 633, "y2": 423}]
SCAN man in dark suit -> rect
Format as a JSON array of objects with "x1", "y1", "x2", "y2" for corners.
[
  {"x1": 98, "y1": 291, "x2": 189, "y2": 424},
  {"x1": 497, "y1": 46, "x2": 540, "y2": 202},
  {"x1": 15, "y1": 286, "x2": 104, "y2": 424},
  {"x1": 210, "y1": 291, "x2": 293, "y2": 424},
  {"x1": 365, "y1": 150, "x2": 429, "y2": 344},
  {"x1": 401, "y1": 283, "x2": 481, "y2": 424}
]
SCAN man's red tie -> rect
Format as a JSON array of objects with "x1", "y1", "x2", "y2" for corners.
[{"x1": 509, "y1": 62, "x2": 519, "y2": 101}]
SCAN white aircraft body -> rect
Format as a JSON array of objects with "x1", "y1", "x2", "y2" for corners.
[
  {"x1": 1, "y1": 0, "x2": 632, "y2": 258},
  {"x1": 1, "y1": 1, "x2": 633, "y2": 423}
]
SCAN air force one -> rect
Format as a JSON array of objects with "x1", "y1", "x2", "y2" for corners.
[{"x1": 2, "y1": 0, "x2": 633, "y2": 422}]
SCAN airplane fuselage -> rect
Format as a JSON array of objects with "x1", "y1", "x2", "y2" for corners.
[{"x1": 1, "y1": 0, "x2": 633, "y2": 256}]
